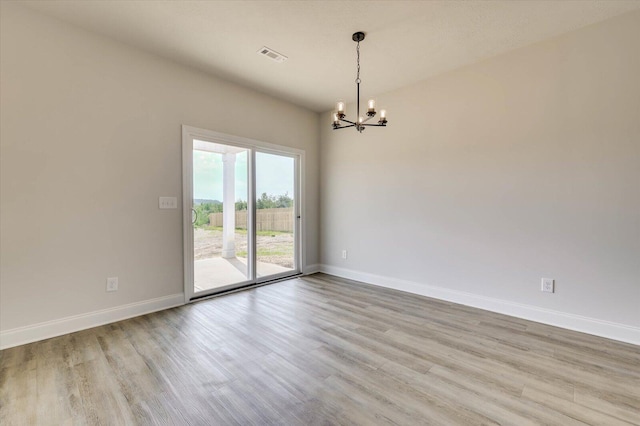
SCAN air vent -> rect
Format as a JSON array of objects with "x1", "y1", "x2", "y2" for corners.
[{"x1": 257, "y1": 46, "x2": 287, "y2": 63}]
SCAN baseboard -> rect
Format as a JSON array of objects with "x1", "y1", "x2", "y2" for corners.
[
  {"x1": 303, "y1": 263, "x2": 321, "y2": 275},
  {"x1": 318, "y1": 264, "x2": 640, "y2": 346},
  {"x1": 0, "y1": 293, "x2": 185, "y2": 350}
]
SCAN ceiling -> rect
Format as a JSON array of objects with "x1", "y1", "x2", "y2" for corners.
[{"x1": 20, "y1": 0, "x2": 640, "y2": 112}]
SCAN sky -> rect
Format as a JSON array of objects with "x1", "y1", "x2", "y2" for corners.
[{"x1": 193, "y1": 150, "x2": 294, "y2": 202}]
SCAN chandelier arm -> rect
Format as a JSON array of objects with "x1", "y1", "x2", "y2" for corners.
[
  {"x1": 334, "y1": 124, "x2": 356, "y2": 130},
  {"x1": 361, "y1": 123, "x2": 387, "y2": 127},
  {"x1": 339, "y1": 118, "x2": 356, "y2": 125}
]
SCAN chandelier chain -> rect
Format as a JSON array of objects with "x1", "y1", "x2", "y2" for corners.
[{"x1": 355, "y1": 41, "x2": 361, "y2": 84}]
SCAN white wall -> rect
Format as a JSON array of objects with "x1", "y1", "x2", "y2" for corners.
[
  {"x1": 2, "y1": 3, "x2": 638, "y2": 347},
  {"x1": 320, "y1": 11, "x2": 640, "y2": 342},
  {"x1": 0, "y1": 3, "x2": 319, "y2": 335}
]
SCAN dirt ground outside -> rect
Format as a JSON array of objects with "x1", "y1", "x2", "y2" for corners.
[{"x1": 194, "y1": 227, "x2": 294, "y2": 268}]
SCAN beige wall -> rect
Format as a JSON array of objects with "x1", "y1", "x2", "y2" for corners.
[
  {"x1": 0, "y1": 3, "x2": 319, "y2": 331},
  {"x1": 320, "y1": 12, "x2": 639, "y2": 329}
]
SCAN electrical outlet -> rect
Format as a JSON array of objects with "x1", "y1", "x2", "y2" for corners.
[
  {"x1": 541, "y1": 278, "x2": 554, "y2": 293},
  {"x1": 342, "y1": 250, "x2": 348, "y2": 260},
  {"x1": 106, "y1": 277, "x2": 119, "y2": 292},
  {"x1": 159, "y1": 197, "x2": 177, "y2": 209}
]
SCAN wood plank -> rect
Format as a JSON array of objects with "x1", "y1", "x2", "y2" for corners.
[{"x1": 1, "y1": 273, "x2": 638, "y2": 425}]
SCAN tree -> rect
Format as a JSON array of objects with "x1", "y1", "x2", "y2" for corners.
[
  {"x1": 193, "y1": 202, "x2": 221, "y2": 227},
  {"x1": 256, "y1": 192, "x2": 293, "y2": 209},
  {"x1": 276, "y1": 192, "x2": 293, "y2": 208}
]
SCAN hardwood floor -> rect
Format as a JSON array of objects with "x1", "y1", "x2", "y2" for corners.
[{"x1": 1, "y1": 273, "x2": 639, "y2": 425}]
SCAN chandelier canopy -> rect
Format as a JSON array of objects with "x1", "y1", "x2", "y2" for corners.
[{"x1": 333, "y1": 32, "x2": 387, "y2": 133}]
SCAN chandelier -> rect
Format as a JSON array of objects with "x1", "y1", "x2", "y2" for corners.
[{"x1": 333, "y1": 32, "x2": 387, "y2": 133}]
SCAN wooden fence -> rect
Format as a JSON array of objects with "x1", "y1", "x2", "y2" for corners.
[{"x1": 209, "y1": 207, "x2": 294, "y2": 232}]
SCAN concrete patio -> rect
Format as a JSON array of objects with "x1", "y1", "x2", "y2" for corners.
[{"x1": 194, "y1": 256, "x2": 293, "y2": 292}]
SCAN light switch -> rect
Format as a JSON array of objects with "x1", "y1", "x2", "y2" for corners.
[{"x1": 159, "y1": 197, "x2": 178, "y2": 209}]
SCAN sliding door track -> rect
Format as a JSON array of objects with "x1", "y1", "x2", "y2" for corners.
[{"x1": 189, "y1": 272, "x2": 303, "y2": 303}]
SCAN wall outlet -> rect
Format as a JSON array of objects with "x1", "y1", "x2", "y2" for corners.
[
  {"x1": 106, "y1": 277, "x2": 119, "y2": 292},
  {"x1": 541, "y1": 278, "x2": 554, "y2": 293},
  {"x1": 342, "y1": 249, "x2": 348, "y2": 260},
  {"x1": 159, "y1": 197, "x2": 177, "y2": 209}
]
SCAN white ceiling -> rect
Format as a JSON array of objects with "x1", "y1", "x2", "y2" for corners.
[{"x1": 21, "y1": 0, "x2": 640, "y2": 112}]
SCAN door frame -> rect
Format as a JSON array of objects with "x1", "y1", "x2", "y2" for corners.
[{"x1": 181, "y1": 125, "x2": 305, "y2": 303}]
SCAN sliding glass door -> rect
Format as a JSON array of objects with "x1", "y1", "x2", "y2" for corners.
[
  {"x1": 183, "y1": 127, "x2": 302, "y2": 301},
  {"x1": 191, "y1": 140, "x2": 251, "y2": 294},
  {"x1": 255, "y1": 151, "x2": 298, "y2": 282}
]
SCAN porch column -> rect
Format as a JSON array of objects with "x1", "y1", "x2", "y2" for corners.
[{"x1": 221, "y1": 152, "x2": 236, "y2": 259}]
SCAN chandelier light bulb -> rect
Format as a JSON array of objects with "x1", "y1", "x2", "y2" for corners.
[
  {"x1": 368, "y1": 99, "x2": 376, "y2": 112},
  {"x1": 336, "y1": 101, "x2": 345, "y2": 115},
  {"x1": 379, "y1": 109, "x2": 387, "y2": 124},
  {"x1": 332, "y1": 112, "x2": 339, "y2": 124}
]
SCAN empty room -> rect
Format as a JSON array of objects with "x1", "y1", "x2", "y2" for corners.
[{"x1": 1, "y1": 1, "x2": 639, "y2": 424}]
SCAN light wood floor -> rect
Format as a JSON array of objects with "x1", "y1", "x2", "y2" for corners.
[{"x1": 1, "y1": 273, "x2": 639, "y2": 425}]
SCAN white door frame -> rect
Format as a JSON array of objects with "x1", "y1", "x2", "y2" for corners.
[{"x1": 182, "y1": 125, "x2": 305, "y2": 303}]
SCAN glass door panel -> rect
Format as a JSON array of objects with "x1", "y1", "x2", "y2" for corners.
[
  {"x1": 192, "y1": 140, "x2": 250, "y2": 295},
  {"x1": 255, "y1": 151, "x2": 297, "y2": 279}
]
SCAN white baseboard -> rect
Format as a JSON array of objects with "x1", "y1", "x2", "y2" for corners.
[
  {"x1": 0, "y1": 293, "x2": 185, "y2": 350},
  {"x1": 318, "y1": 264, "x2": 640, "y2": 346},
  {"x1": 303, "y1": 263, "x2": 321, "y2": 275}
]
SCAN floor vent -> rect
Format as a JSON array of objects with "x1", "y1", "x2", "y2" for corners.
[{"x1": 257, "y1": 46, "x2": 287, "y2": 63}]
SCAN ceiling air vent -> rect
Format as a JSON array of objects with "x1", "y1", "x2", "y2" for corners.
[{"x1": 257, "y1": 46, "x2": 287, "y2": 63}]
